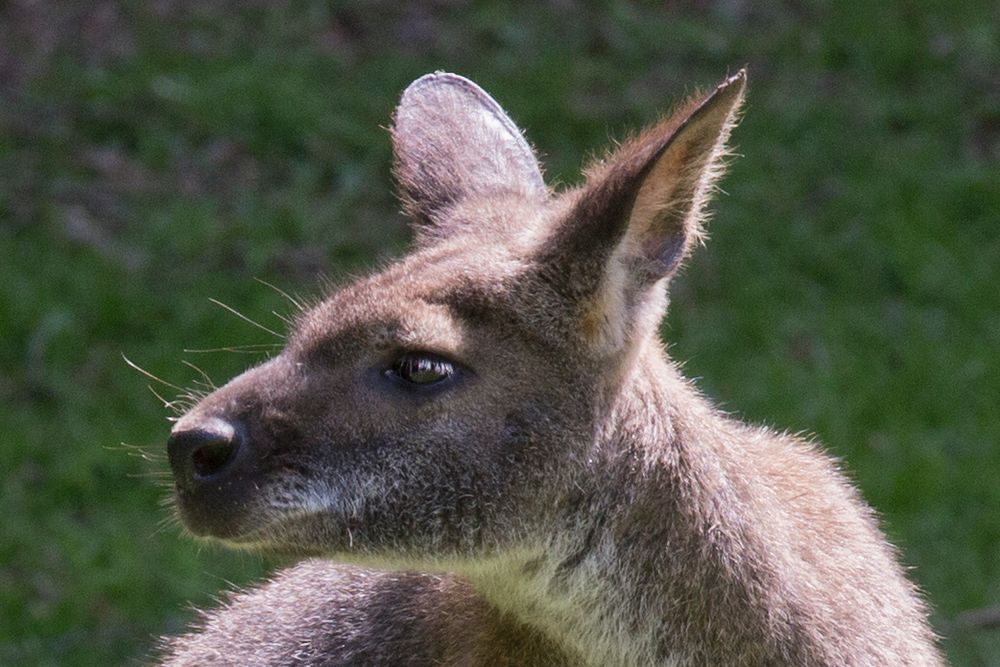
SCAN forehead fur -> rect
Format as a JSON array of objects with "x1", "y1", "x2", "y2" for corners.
[{"x1": 288, "y1": 237, "x2": 531, "y2": 357}]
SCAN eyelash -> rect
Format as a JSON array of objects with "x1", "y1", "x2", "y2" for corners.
[{"x1": 385, "y1": 351, "x2": 457, "y2": 387}]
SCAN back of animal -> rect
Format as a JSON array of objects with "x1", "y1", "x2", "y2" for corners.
[{"x1": 156, "y1": 71, "x2": 944, "y2": 666}]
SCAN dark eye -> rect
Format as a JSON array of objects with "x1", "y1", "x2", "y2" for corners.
[{"x1": 386, "y1": 352, "x2": 456, "y2": 386}]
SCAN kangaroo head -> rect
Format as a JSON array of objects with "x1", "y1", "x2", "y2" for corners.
[{"x1": 167, "y1": 71, "x2": 745, "y2": 563}]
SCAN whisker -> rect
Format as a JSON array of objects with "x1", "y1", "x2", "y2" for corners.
[
  {"x1": 128, "y1": 471, "x2": 174, "y2": 479},
  {"x1": 152, "y1": 511, "x2": 182, "y2": 538},
  {"x1": 113, "y1": 441, "x2": 167, "y2": 462},
  {"x1": 181, "y1": 360, "x2": 218, "y2": 391},
  {"x1": 183, "y1": 344, "x2": 282, "y2": 354},
  {"x1": 255, "y1": 277, "x2": 306, "y2": 312},
  {"x1": 208, "y1": 298, "x2": 284, "y2": 339},
  {"x1": 122, "y1": 354, "x2": 186, "y2": 392},
  {"x1": 147, "y1": 385, "x2": 189, "y2": 416},
  {"x1": 180, "y1": 387, "x2": 208, "y2": 401}
]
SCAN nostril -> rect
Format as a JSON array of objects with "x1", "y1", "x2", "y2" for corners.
[
  {"x1": 191, "y1": 437, "x2": 238, "y2": 479},
  {"x1": 168, "y1": 417, "x2": 243, "y2": 486}
]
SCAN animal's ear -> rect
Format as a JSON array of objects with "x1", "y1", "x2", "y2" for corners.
[
  {"x1": 540, "y1": 71, "x2": 746, "y2": 347},
  {"x1": 392, "y1": 72, "x2": 547, "y2": 242}
]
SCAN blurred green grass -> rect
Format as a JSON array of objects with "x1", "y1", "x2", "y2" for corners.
[{"x1": 1, "y1": 1, "x2": 997, "y2": 665}]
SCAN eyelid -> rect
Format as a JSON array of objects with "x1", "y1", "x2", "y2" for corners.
[{"x1": 381, "y1": 344, "x2": 468, "y2": 369}]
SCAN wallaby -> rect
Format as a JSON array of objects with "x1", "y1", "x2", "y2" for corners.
[{"x1": 156, "y1": 71, "x2": 944, "y2": 666}]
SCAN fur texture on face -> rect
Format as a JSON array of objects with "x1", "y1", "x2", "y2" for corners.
[{"x1": 161, "y1": 71, "x2": 944, "y2": 666}]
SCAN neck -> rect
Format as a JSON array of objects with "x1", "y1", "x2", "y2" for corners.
[{"x1": 462, "y1": 348, "x2": 734, "y2": 666}]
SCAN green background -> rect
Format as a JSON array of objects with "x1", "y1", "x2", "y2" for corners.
[{"x1": 2, "y1": 2, "x2": 998, "y2": 665}]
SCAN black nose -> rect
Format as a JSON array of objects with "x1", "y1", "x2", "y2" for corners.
[{"x1": 168, "y1": 418, "x2": 243, "y2": 489}]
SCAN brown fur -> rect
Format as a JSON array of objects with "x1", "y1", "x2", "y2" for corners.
[
  {"x1": 157, "y1": 71, "x2": 944, "y2": 666},
  {"x1": 160, "y1": 561, "x2": 569, "y2": 666}
]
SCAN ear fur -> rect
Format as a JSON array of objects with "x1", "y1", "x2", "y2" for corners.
[
  {"x1": 626, "y1": 70, "x2": 746, "y2": 281},
  {"x1": 392, "y1": 72, "x2": 547, "y2": 243},
  {"x1": 540, "y1": 71, "x2": 746, "y2": 348}
]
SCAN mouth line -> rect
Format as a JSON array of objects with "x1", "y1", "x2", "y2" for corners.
[{"x1": 207, "y1": 504, "x2": 331, "y2": 548}]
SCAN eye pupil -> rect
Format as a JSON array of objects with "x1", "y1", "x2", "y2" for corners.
[{"x1": 392, "y1": 353, "x2": 454, "y2": 385}]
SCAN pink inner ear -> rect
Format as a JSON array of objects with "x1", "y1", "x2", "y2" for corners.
[{"x1": 641, "y1": 234, "x2": 688, "y2": 280}]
